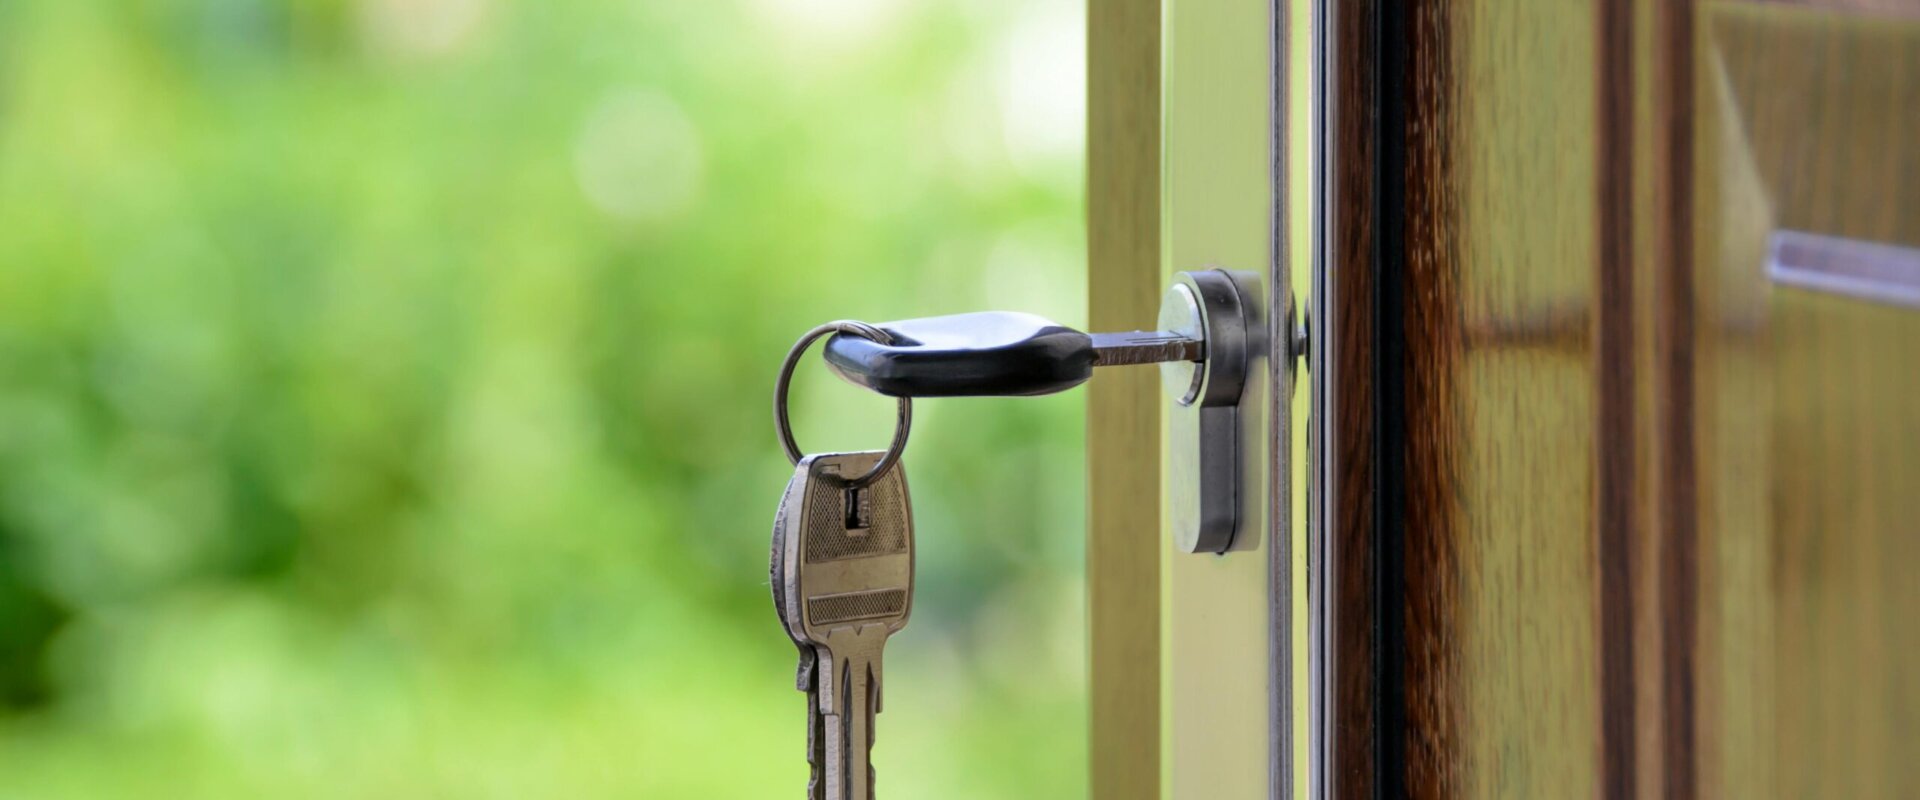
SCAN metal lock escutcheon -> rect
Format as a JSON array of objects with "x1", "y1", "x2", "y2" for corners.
[{"x1": 1158, "y1": 269, "x2": 1257, "y2": 554}]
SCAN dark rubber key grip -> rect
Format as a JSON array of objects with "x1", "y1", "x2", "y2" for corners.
[{"x1": 822, "y1": 311, "x2": 1094, "y2": 397}]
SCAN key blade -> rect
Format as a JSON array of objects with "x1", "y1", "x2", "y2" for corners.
[
  {"x1": 819, "y1": 636, "x2": 887, "y2": 800},
  {"x1": 1088, "y1": 330, "x2": 1203, "y2": 366}
]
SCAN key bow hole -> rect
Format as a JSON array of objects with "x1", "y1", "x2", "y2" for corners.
[{"x1": 844, "y1": 486, "x2": 873, "y2": 532}]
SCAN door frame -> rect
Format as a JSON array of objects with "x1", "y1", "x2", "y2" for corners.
[{"x1": 1087, "y1": 0, "x2": 1305, "y2": 796}]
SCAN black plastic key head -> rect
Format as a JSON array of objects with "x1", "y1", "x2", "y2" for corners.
[{"x1": 822, "y1": 311, "x2": 1094, "y2": 397}]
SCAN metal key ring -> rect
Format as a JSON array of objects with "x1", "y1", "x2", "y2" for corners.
[{"x1": 774, "y1": 320, "x2": 912, "y2": 488}]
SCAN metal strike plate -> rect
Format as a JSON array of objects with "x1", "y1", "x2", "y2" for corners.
[{"x1": 1161, "y1": 269, "x2": 1260, "y2": 554}]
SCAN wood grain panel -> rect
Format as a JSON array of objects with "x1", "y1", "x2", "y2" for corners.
[
  {"x1": 1326, "y1": 2, "x2": 1635, "y2": 797},
  {"x1": 1399, "y1": 2, "x2": 1610, "y2": 796},
  {"x1": 1324, "y1": 3, "x2": 1920, "y2": 798},
  {"x1": 1087, "y1": 0, "x2": 1161, "y2": 796},
  {"x1": 1695, "y1": 7, "x2": 1920, "y2": 798}
]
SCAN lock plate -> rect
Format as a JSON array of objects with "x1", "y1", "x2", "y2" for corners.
[{"x1": 1161, "y1": 269, "x2": 1261, "y2": 554}]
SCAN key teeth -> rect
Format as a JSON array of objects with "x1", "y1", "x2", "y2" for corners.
[
  {"x1": 804, "y1": 655, "x2": 827, "y2": 800},
  {"x1": 794, "y1": 649, "x2": 815, "y2": 693}
]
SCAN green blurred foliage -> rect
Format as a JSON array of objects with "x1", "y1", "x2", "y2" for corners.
[{"x1": 0, "y1": 0, "x2": 1088, "y2": 796}]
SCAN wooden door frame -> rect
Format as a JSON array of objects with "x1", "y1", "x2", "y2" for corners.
[{"x1": 1087, "y1": 0, "x2": 1164, "y2": 796}]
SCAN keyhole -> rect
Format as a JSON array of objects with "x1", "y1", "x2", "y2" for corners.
[{"x1": 844, "y1": 486, "x2": 872, "y2": 533}]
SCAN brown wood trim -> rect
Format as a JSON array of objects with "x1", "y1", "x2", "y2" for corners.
[
  {"x1": 1086, "y1": 0, "x2": 1162, "y2": 796},
  {"x1": 1326, "y1": 0, "x2": 1382, "y2": 795},
  {"x1": 1395, "y1": 1, "x2": 1465, "y2": 797},
  {"x1": 1653, "y1": 1, "x2": 1700, "y2": 798},
  {"x1": 1595, "y1": 0, "x2": 1641, "y2": 798}
]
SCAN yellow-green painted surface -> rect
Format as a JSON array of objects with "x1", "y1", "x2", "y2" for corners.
[{"x1": 1158, "y1": 0, "x2": 1301, "y2": 795}]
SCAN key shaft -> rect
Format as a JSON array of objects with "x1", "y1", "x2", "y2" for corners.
[
  {"x1": 1088, "y1": 330, "x2": 1204, "y2": 366},
  {"x1": 816, "y1": 630, "x2": 888, "y2": 800}
]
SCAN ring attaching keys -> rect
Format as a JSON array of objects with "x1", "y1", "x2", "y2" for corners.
[{"x1": 773, "y1": 320, "x2": 913, "y2": 489}]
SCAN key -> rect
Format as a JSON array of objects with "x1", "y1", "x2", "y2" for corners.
[
  {"x1": 810, "y1": 271, "x2": 1286, "y2": 553},
  {"x1": 772, "y1": 451, "x2": 914, "y2": 800},
  {"x1": 820, "y1": 310, "x2": 1203, "y2": 397}
]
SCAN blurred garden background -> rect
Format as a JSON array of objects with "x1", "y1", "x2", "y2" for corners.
[{"x1": 0, "y1": 0, "x2": 1088, "y2": 796}]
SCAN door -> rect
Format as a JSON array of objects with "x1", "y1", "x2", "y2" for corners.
[
  {"x1": 1091, "y1": 1, "x2": 1920, "y2": 798},
  {"x1": 1315, "y1": 1, "x2": 1920, "y2": 798}
]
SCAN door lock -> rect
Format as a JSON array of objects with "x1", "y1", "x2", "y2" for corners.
[
  {"x1": 1157, "y1": 270, "x2": 1254, "y2": 554},
  {"x1": 821, "y1": 269, "x2": 1288, "y2": 553}
]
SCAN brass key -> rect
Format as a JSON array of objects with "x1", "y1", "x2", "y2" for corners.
[{"x1": 772, "y1": 451, "x2": 914, "y2": 800}]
